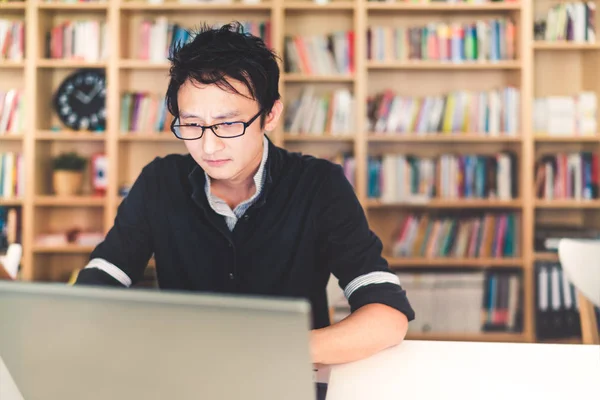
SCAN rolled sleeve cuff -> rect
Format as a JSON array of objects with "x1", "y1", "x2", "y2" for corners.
[
  {"x1": 75, "y1": 259, "x2": 130, "y2": 287},
  {"x1": 347, "y1": 282, "x2": 416, "y2": 322}
]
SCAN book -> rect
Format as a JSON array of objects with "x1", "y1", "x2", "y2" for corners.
[{"x1": 367, "y1": 87, "x2": 520, "y2": 136}]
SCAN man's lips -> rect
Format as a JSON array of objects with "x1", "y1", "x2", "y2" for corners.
[{"x1": 204, "y1": 159, "x2": 231, "y2": 167}]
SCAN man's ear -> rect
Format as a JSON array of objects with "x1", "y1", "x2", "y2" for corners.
[{"x1": 263, "y1": 100, "x2": 284, "y2": 132}]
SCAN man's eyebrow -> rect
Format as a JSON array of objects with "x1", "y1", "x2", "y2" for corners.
[
  {"x1": 213, "y1": 110, "x2": 241, "y2": 120},
  {"x1": 179, "y1": 111, "x2": 241, "y2": 121},
  {"x1": 179, "y1": 111, "x2": 199, "y2": 119}
]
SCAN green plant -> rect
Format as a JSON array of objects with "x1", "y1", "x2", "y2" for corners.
[{"x1": 52, "y1": 152, "x2": 87, "y2": 172}]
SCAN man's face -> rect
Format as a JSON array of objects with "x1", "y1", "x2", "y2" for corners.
[{"x1": 176, "y1": 78, "x2": 282, "y2": 182}]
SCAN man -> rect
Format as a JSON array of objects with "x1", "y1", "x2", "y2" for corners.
[{"x1": 75, "y1": 22, "x2": 414, "y2": 365}]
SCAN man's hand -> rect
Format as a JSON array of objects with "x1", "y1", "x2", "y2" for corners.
[{"x1": 309, "y1": 303, "x2": 408, "y2": 365}]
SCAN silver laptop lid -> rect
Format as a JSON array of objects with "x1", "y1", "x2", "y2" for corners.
[{"x1": 0, "y1": 281, "x2": 315, "y2": 400}]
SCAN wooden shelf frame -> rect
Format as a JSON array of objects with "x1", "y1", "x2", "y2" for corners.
[{"x1": 2, "y1": 0, "x2": 597, "y2": 345}]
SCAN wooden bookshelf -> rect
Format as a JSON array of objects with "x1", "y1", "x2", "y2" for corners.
[
  {"x1": 533, "y1": 42, "x2": 600, "y2": 50},
  {"x1": 2, "y1": 0, "x2": 597, "y2": 345},
  {"x1": 531, "y1": 0, "x2": 600, "y2": 345},
  {"x1": 35, "y1": 131, "x2": 106, "y2": 141},
  {"x1": 406, "y1": 332, "x2": 527, "y2": 343},
  {"x1": 534, "y1": 134, "x2": 599, "y2": 143},
  {"x1": 0, "y1": 2, "x2": 26, "y2": 10},
  {"x1": 0, "y1": 135, "x2": 24, "y2": 141},
  {"x1": 120, "y1": 2, "x2": 272, "y2": 11},
  {"x1": 0, "y1": 198, "x2": 23, "y2": 207},
  {"x1": 366, "y1": 2, "x2": 522, "y2": 12},
  {"x1": 283, "y1": 134, "x2": 354, "y2": 142},
  {"x1": 34, "y1": 196, "x2": 105, "y2": 207},
  {"x1": 0, "y1": 61, "x2": 26, "y2": 69},
  {"x1": 36, "y1": 59, "x2": 108, "y2": 68},
  {"x1": 367, "y1": 134, "x2": 522, "y2": 143},
  {"x1": 37, "y1": 2, "x2": 109, "y2": 10},
  {"x1": 387, "y1": 257, "x2": 523, "y2": 269},
  {"x1": 367, "y1": 199, "x2": 523, "y2": 209},
  {"x1": 366, "y1": 60, "x2": 522, "y2": 70},
  {"x1": 32, "y1": 245, "x2": 97, "y2": 254}
]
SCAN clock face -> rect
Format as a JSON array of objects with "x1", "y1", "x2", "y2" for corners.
[{"x1": 53, "y1": 69, "x2": 106, "y2": 131}]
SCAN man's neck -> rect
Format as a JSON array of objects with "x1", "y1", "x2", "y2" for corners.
[{"x1": 209, "y1": 140, "x2": 265, "y2": 208}]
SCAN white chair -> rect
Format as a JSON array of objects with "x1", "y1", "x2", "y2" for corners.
[
  {"x1": 0, "y1": 243, "x2": 22, "y2": 280},
  {"x1": 558, "y1": 238, "x2": 600, "y2": 345}
]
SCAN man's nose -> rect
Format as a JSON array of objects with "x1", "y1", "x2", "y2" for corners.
[{"x1": 202, "y1": 128, "x2": 225, "y2": 155}]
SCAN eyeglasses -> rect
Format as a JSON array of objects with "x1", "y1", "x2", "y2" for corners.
[{"x1": 171, "y1": 109, "x2": 263, "y2": 140}]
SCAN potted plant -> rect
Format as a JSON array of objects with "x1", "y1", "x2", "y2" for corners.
[{"x1": 52, "y1": 152, "x2": 87, "y2": 196}]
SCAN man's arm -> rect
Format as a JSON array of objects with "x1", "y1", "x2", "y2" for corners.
[
  {"x1": 75, "y1": 161, "x2": 156, "y2": 287},
  {"x1": 311, "y1": 303, "x2": 408, "y2": 365},
  {"x1": 312, "y1": 163, "x2": 415, "y2": 365}
]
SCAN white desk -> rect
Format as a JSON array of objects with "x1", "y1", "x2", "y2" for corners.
[
  {"x1": 325, "y1": 340, "x2": 600, "y2": 400},
  {"x1": 3, "y1": 340, "x2": 599, "y2": 400}
]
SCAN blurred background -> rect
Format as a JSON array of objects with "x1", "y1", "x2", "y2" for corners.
[{"x1": 1, "y1": 0, "x2": 599, "y2": 346}]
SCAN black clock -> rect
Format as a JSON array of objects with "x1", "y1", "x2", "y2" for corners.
[{"x1": 53, "y1": 69, "x2": 106, "y2": 131}]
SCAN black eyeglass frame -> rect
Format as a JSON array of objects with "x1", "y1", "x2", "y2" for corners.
[{"x1": 170, "y1": 109, "x2": 264, "y2": 140}]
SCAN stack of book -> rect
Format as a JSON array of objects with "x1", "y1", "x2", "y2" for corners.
[
  {"x1": 367, "y1": 152, "x2": 517, "y2": 201},
  {"x1": 138, "y1": 18, "x2": 271, "y2": 62},
  {"x1": 0, "y1": 19, "x2": 24, "y2": 62},
  {"x1": 332, "y1": 268, "x2": 523, "y2": 335},
  {"x1": 367, "y1": 87, "x2": 520, "y2": 136},
  {"x1": 284, "y1": 86, "x2": 355, "y2": 136},
  {"x1": 120, "y1": 92, "x2": 173, "y2": 133},
  {"x1": 398, "y1": 270, "x2": 522, "y2": 335},
  {"x1": 45, "y1": 20, "x2": 108, "y2": 61},
  {"x1": 534, "y1": 2, "x2": 596, "y2": 43},
  {"x1": 0, "y1": 90, "x2": 24, "y2": 135},
  {"x1": 284, "y1": 31, "x2": 354, "y2": 75},
  {"x1": 0, "y1": 206, "x2": 21, "y2": 253},
  {"x1": 368, "y1": 18, "x2": 516, "y2": 63},
  {"x1": 534, "y1": 152, "x2": 600, "y2": 200},
  {"x1": 533, "y1": 93, "x2": 597, "y2": 136},
  {"x1": 390, "y1": 212, "x2": 520, "y2": 259},
  {"x1": 0, "y1": 152, "x2": 25, "y2": 200}
]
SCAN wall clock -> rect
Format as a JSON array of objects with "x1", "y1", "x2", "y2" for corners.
[{"x1": 53, "y1": 69, "x2": 106, "y2": 131}]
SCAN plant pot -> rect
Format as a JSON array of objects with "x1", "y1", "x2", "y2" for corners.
[{"x1": 53, "y1": 170, "x2": 83, "y2": 196}]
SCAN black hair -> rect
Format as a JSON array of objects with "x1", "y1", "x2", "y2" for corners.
[{"x1": 166, "y1": 21, "x2": 281, "y2": 127}]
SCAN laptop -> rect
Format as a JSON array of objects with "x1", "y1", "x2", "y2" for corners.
[{"x1": 0, "y1": 281, "x2": 317, "y2": 400}]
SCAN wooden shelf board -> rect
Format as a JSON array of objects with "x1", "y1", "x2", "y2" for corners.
[
  {"x1": 38, "y1": 2, "x2": 108, "y2": 11},
  {"x1": 387, "y1": 257, "x2": 523, "y2": 268},
  {"x1": 119, "y1": 60, "x2": 170, "y2": 69},
  {"x1": 36, "y1": 131, "x2": 106, "y2": 141},
  {"x1": 37, "y1": 59, "x2": 107, "y2": 69},
  {"x1": 284, "y1": 2, "x2": 355, "y2": 10},
  {"x1": 283, "y1": 134, "x2": 354, "y2": 142},
  {"x1": 539, "y1": 337, "x2": 583, "y2": 344},
  {"x1": 533, "y1": 42, "x2": 600, "y2": 50},
  {"x1": 283, "y1": 73, "x2": 354, "y2": 82},
  {"x1": 367, "y1": 60, "x2": 521, "y2": 70},
  {"x1": 0, "y1": 198, "x2": 23, "y2": 207},
  {"x1": 0, "y1": 2, "x2": 26, "y2": 10},
  {"x1": 35, "y1": 196, "x2": 105, "y2": 207},
  {"x1": 33, "y1": 245, "x2": 96, "y2": 254},
  {"x1": 406, "y1": 332, "x2": 526, "y2": 343},
  {"x1": 535, "y1": 200, "x2": 600, "y2": 209},
  {"x1": 534, "y1": 135, "x2": 599, "y2": 143},
  {"x1": 367, "y1": 3, "x2": 522, "y2": 11},
  {"x1": 0, "y1": 134, "x2": 24, "y2": 141},
  {"x1": 0, "y1": 61, "x2": 25, "y2": 68},
  {"x1": 120, "y1": 2, "x2": 272, "y2": 11},
  {"x1": 367, "y1": 199, "x2": 522, "y2": 209},
  {"x1": 368, "y1": 134, "x2": 521, "y2": 143},
  {"x1": 534, "y1": 252, "x2": 559, "y2": 261},
  {"x1": 118, "y1": 134, "x2": 176, "y2": 142}
]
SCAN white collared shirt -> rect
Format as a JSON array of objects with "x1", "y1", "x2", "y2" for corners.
[{"x1": 204, "y1": 135, "x2": 269, "y2": 231}]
